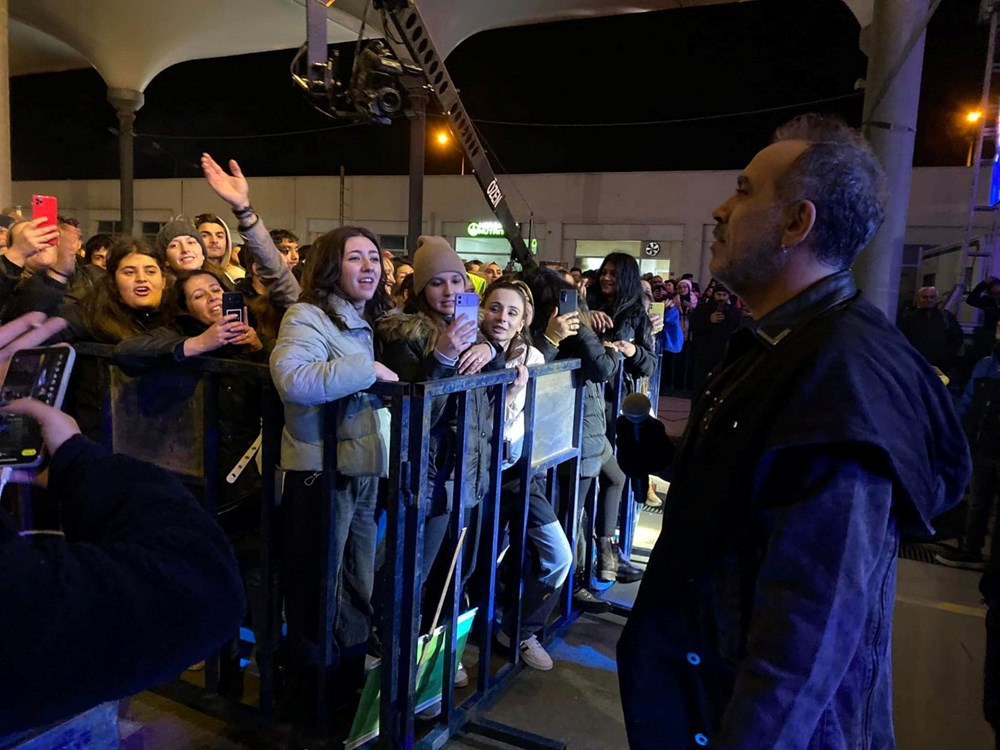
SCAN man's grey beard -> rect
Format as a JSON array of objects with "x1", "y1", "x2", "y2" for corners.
[{"x1": 712, "y1": 241, "x2": 790, "y2": 296}]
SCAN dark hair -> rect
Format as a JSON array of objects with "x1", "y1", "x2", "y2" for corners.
[
  {"x1": 522, "y1": 266, "x2": 591, "y2": 340},
  {"x1": 79, "y1": 237, "x2": 168, "y2": 343},
  {"x1": 84, "y1": 233, "x2": 113, "y2": 262},
  {"x1": 481, "y1": 279, "x2": 533, "y2": 362},
  {"x1": 771, "y1": 114, "x2": 886, "y2": 270},
  {"x1": 570, "y1": 267, "x2": 582, "y2": 274},
  {"x1": 589, "y1": 252, "x2": 645, "y2": 324},
  {"x1": 299, "y1": 226, "x2": 392, "y2": 328},
  {"x1": 194, "y1": 213, "x2": 226, "y2": 231},
  {"x1": 464, "y1": 260, "x2": 483, "y2": 271},
  {"x1": 269, "y1": 228, "x2": 299, "y2": 246},
  {"x1": 173, "y1": 267, "x2": 228, "y2": 316}
]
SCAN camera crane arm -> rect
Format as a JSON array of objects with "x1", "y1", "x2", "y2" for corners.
[{"x1": 372, "y1": 0, "x2": 536, "y2": 270}]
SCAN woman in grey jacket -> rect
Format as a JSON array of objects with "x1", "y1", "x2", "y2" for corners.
[{"x1": 269, "y1": 226, "x2": 397, "y2": 724}]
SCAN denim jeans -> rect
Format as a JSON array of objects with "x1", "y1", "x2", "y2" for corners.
[
  {"x1": 283, "y1": 470, "x2": 378, "y2": 706},
  {"x1": 497, "y1": 468, "x2": 573, "y2": 641}
]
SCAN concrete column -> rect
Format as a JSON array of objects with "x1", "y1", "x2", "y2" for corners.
[
  {"x1": 855, "y1": 0, "x2": 928, "y2": 317},
  {"x1": 0, "y1": 0, "x2": 12, "y2": 212},
  {"x1": 107, "y1": 88, "x2": 144, "y2": 235}
]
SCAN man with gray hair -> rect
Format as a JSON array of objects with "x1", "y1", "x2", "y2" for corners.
[
  {"x1": 898, "y1": 285, "x2": 963, "y2": 375},
  {"x1": 617, "y1": 115, "x2": 969, "y2": 749}
]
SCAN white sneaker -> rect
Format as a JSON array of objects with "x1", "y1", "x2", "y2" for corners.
[
  {"x1": 455, "y1": 661, "x2": 469, "y2": 688},
  {"x1": 497, "y1": 631, "x2": 553, "y2": 671}
]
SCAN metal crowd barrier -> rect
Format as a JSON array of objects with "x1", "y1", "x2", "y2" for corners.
[{"x1": 59, "y1": 345, "x2": 587, "y2": 749}]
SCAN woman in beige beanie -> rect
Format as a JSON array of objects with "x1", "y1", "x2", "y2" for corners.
[{"x1": 375, "y1": 236, "x2": 504, "y2": 686}]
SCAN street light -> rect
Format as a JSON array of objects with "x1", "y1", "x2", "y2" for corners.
[
  {"x1": 433, "y1": 129, "x2": 465, "y2": 175},
  {"x1": 966, "y1": 109, "x2": 986, "y2": 167}
]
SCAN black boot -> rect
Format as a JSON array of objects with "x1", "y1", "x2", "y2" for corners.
[
  {"x1": 615, "y1": 543, "x2": 644, "y2": 584},
  {"x1": 597, "y1": 536, "x2": 618, "y2": 582}
]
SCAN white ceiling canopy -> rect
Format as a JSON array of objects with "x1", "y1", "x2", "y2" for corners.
[{"x1": 7, "y1": 0, "x2": 874, "y2": 91}]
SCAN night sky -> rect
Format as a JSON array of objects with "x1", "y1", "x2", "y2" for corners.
[{"x1": 8, "y1": 0, "x2": 989, "y2": 181}]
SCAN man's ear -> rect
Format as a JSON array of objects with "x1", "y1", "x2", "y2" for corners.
[{"x1": 782, "y1": 199, "x2": 817, "y2": 250}]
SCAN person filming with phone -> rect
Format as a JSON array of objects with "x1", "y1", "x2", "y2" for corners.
[
  {"x1": 0, "y1": 312, "x2": 245, "y2": 736},
  {"x1": 688, "y1": 280, "x2": 742, "y2": 393}
]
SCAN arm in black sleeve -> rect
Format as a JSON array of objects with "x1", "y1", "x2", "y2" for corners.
[
  {"x1": 113, "y1": 327, "x2": 189, "y2": 375},
  {"x1": 2, "y1": 273, "x2": 67, "y2": 323},
  {"x1": 0, "y1": 435, "x2": 245, "y2": 734},
  {"x1": 946, "y1": 311, "x2": 965, "y2": 358}
]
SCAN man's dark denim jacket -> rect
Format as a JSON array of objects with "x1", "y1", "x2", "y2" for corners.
[{"x1": 619, "y1": 272, "x2": 970, "y2": 749}]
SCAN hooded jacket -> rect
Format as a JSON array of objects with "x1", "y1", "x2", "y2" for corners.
[{"x1": 619, "y1": 272, "x2": 970, "y2": 750}]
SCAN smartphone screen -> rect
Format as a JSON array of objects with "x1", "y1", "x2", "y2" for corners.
[
  {"x1": 31, "y1": 195, "x2": 58, "y2": 245},
  {"x1": 221, "y1": 292, "x2": 246, "y2": 324},
  {"x1": 558, "y1": 289, "x2": 578, "y2": 317},
  {"x1": 0, "y1": 346, "x2": 76, "y2": 468},
  {"x1": 650, "y1": 301, "x2": 665, "y2": 318},
  {"x1": 454, "y1": 292, "x2": 480, "y2": 325}
]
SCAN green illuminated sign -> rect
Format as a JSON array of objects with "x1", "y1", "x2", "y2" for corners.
[{"x1": 467, "y1": 221, "x2": 505, "y2": 237}]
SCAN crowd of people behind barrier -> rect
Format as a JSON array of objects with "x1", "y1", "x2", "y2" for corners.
[
  {"x1": 0, "y1": 152, "x2": 697, "y2": 735},
  {"x1": 3, "y1": 112, "x2": 995, "y2": 747}
]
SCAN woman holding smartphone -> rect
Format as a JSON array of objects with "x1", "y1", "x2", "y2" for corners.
[
  {"x1": 475, "y1": 279, "x2": 572, "y2": 670},
  {"x1": 375, "y1": 237, "x2": 503, "y2": 617},
  {"x1": 269, "y1": 226, "x2": 397, "y2": 722}
]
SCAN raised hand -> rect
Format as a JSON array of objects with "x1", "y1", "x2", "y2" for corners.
[{"x1": 201, "y1": 153, "x2": 251, "y2": 210}]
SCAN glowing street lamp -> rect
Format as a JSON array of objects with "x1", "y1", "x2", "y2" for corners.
[
  {"x1": 966, "y1": 110, "x2": 986, "y2": 167},
  {"x1": 433, "y1": 129, "x2": 464, "y2": 175}
]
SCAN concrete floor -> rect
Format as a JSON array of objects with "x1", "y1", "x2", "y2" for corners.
[{"x1": 111, "y1": 396, "x2": 997, "y2": 748}]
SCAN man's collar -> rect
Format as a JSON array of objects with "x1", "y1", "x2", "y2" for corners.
[{"x1": 753, "y1": 271, "x2": 858, "y2": 346}]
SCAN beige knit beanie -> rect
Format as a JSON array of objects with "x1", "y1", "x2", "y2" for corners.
[{"x1": 412, "y1": 235, "x2": 468, "y2": 294}]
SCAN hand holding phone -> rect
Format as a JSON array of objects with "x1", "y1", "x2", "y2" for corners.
[
  {"x1": 221, "y1": 292, "x2": 246, "y2": 325},
  {"x1": 31, "y1": 195, "x2": 58, "y2": 246},
  {"x1": 0, "y1": 346, "x2": 76, "y2": 469},
  {"x1": 558, "y1": 289, "x2": 578, "y2": 317},
  {"x1": 454, "y1": 292, "x2": 480, "y2": 326}
]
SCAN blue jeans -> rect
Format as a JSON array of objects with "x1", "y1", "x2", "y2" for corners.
[{"x1": 498, "y1": 468, "x2": 573, "y2": 641}]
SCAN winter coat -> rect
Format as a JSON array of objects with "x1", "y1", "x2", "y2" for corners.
[
  {"x1": 376, "y1": 310, "x2": 504, "y2": 510},
  {"x1": 535, "y1": 324, "x2": 617, "y2": 478},
  {"x1": 270, "y1": 298, "x2": 387, "y2": 476},
  {"x1": 0, "y1": 435, "x2": 244, "y2": 735},
  {"x1": 619, "y1": 271, "x2": 970, "y2": 750},
  {"x1": 898, "y1": 306, "x2": 964, "y2": 371},
  {"x1": 615, "y1": 414, "x2": 674, "y2": 479}
]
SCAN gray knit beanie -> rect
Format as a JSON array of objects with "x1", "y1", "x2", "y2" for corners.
[{"x1": 156, "y1": 217, "x2": 207, "y2": 255}]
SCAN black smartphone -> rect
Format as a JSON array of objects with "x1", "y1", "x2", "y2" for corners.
[
  {"x1": 0, "y1": 346, "x2": 76, "y2": 468},
  {"x1": 221, "y1": 291, "x2": 246, "y2": 324},
  {"x1": 558, "y1": 288, "x2": 578, "y2": 317}
]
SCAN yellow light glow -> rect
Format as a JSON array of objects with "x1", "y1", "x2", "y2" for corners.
[
  {"x1": 436, "y1": 131, "x2": 450, "y2": 146},
  {"x1": 967, "y1": 110, "x2": 984, "y2": 124}
]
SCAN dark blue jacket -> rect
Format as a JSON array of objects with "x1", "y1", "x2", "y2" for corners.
[
  {"x1": 618, "y1": 272, "x2": 970, "y2": 750},
  {"x1": 0, "y1": 435, "x2": 245, "y2": 736}
]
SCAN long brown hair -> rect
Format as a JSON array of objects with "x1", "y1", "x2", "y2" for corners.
[
  {"x1": 79, "y1": 237, "x2": 169, "y2": 343},
  {"x1": 299, "y1": 226, "x2": 392, "y2": 329}
]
